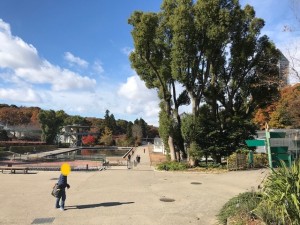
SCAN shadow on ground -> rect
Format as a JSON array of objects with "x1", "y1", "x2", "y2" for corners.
[{"x1": 66, "y1": 201, "x2": 134, "y2": 210}]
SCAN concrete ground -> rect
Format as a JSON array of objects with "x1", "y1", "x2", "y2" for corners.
[{"x1": 0, "y1": 146, "x2": 269, "y2": 225}]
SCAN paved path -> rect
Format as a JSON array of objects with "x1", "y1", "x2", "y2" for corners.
[
  {"x1": 130, "y1": 145, "x2": 152, "y2": 171},
  {"x1": 0, "y1": 165, "x2": 268, "y2": 225},
  {"x1": 21, "y1": 148, "x2": 79, "y2": 160}
]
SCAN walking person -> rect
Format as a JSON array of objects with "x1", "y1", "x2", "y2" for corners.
[
  {"x1": 55, "y1": 164, "x2": 71, "y2": 211},
  {"x1": 127, "y1": 154, "x2": 132, "y2": 169},
  {"x1": 55, "y1": 173, "x2": 70, "y2": 211},
  {"x1": 137, "y1": 155, "x2": 141, "y2": 163}
]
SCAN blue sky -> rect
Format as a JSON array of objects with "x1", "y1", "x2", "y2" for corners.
[{"x1": 0, "y1": 0, "x2": 299, "y2": 126}]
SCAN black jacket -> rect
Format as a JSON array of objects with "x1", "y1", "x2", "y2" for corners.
[{"x1": 58, "y1": 174, "x2": 69, "y2": 189}]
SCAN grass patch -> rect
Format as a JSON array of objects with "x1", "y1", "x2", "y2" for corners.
[
  {"x1": 156, "y1": 161, "x2": 189, "y2": 171},
  {"x1": 218, "y1": 192, "x2": 262, "y2": 225}
]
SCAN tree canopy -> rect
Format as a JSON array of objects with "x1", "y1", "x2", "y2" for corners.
[{"x1": 129, "y1": 0, "x2": 282, "y2": 162}]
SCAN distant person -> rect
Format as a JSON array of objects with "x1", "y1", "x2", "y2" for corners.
[
  {"x1": 128, "y1": 154, "x2": 131, "y2": 161},
  {"x1": 144, "y1": 149, "x2": 145, "y2": 153},
  {"x1": 55, "y1": 174, "x2": 70, "y2": 211}
]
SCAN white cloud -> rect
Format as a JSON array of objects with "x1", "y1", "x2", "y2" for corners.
[
  {"x1": 64, "y1": 52, "x2": 89, "y2": 68},
  {"x1": 0, "y1": 88, "x2": 41, "y2": 102},
  {"x1": 0, "y1": 21, "x2": 40, "y2": 69},
  {"x1": 118, "y1": 75, "x2": 160, "y2": 125},
  {"x1": 0, "y1": 19, "x2": 96, "y2": 92},
  {"x1": 93, "y1": 60, "x2": 104, "y2": 74},
  {"x1": 118, "y1": 75, "x2": 158, "y2": 102},
  {"x1": 121, "y1": 47, "x2": 134, "y2": 56}
]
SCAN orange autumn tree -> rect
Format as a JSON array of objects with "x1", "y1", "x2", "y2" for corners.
[
  {"x1": 268, "y1": 84, "x2": 300, "y2": 128},
  {"x1": 82, "y1": 135, "x2": 96, "y2": 146},
  {"x1": 253, "y1": 84, "x2": 300, "y2": 129},
  {"x1": 253, "y1": 105, "x2": 277, "y2": 129}
]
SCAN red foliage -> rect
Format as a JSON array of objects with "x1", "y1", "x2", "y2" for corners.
[{"x1": 82, "y1": 135, "x2": 96, "y2": 146}]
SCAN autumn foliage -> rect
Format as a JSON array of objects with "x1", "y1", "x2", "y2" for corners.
[
  {"x1": 82, "y1": 135, "x2": 96, "y2": 146},
  {"x1": 254, "y1": 84, "x2": 300, "y2": 129}
]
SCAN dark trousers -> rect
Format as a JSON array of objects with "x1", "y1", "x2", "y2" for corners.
[{"x1": 56, "y1": 189, "x2": 66, "y2": 209}]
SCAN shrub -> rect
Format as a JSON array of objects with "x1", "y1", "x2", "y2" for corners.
[
  {"x1": 156, "y1": 161, "x2": 188, "y2": 171},
  {"x1": 227, "y1": 152, "x2": 268, "y2": 170},
  {"x1": 227, "y1": 152, "x2": 247, "y2": 170},
  {"x1": 253, "y1": 153, "x2": 268, "y2": 168},
  {"x1": 188, "y1": 142, "x2": 203, "y2": 160},
  {"x1": 218, "y1": 192, "x2": 262, "y2": 225},
  {"x1": 255, "y1": 160, "x2": 300, "y2": 225}
]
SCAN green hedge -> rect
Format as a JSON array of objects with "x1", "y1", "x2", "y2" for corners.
[
  {"x1": 9, "y1": 145, "x2": 57, "y2": 154},
  {"x1": 156, "y1": 161, "x2": 189, "y2": 171}
]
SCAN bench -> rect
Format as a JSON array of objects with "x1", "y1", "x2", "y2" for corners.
[{"x1": 0, "y1": 167, "x2": 29, "y2": 174}]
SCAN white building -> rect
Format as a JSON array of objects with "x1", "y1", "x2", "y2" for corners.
[
  {"x1": 153, "y1": 137, "x2": 166, "y2": 154},
  {"x1": 255, "y1": 129, "x2": 300, "y2": 154},
  {"x1": 59, "y1": 124, "x2": 91, "y2": 147}
]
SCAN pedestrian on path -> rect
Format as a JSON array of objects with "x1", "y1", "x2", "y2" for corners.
[
  {"x1": 55, "y1": 164, "x2": 71, "y2": 211},
  {"x1": 136, "y1": 155, "x2": 141, "y2": 163},
  {"x1": 144, "y1": 148, "x2": 145, "y2": 153}
]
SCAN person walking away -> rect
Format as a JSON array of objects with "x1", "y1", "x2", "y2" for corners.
[{"x1": 55, "y1": 173, "x2": 70, "y2": 211}]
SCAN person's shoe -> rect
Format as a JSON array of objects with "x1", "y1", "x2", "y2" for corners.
[{"x1": 60, "y1": 208, "x2": 65, "y2": 211}]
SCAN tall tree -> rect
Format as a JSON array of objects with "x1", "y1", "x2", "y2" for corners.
[
  {"x1": 103, "y1": 109, "x2": 117, "y2": 134},
  {"x1": 116, "y1": 119, "x2": 128, "y2": 135},
  {"x1": 100, "y1": 127, "x2": 113, "y2": 146},
  {"x1": 202, "y1": 2, "x2": 281, "y2": 161},
  {"x1": 134, "y1": 118, "x2": 148, "y2": 138},
  {"x1": 64, "y1": 115, "x2": 91, "y2": 126},
  {"x1": 129, "y1": 3, "x2": 191, "y2": 161},
  {"x1": 130, "y1": 0, "x2": 283, "y2": 162},
  {"x1": 132, "y1": 123, "x2": 143, "y2": 145},
  {"x1": 38, "y1": 110, "x2": 64, "y2": 144}
]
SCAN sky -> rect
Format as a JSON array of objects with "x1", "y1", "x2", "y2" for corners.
[{"x1": 0, "y1": 0, "x2": 299, "y2": 127}]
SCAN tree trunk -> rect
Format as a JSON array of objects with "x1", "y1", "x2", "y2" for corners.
[
  {"x1": 191, "y1": 97, "x2": 199, "y2": 116},
  {"x1": 168, "y1": 136, "x2": 177, "y2": 161}
]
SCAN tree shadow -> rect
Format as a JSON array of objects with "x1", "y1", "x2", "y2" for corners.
[{"x1": 65, "y1": 201, "x2": 134, "y2": 210}]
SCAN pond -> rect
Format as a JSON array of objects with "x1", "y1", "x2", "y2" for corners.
[{"x1": 46, "y1": 147, "x2": 131, "y2": 161}]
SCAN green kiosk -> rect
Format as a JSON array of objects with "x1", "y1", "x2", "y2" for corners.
[{"x1": 246, "y1": 128, "x2": 292, "y2": 168}]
